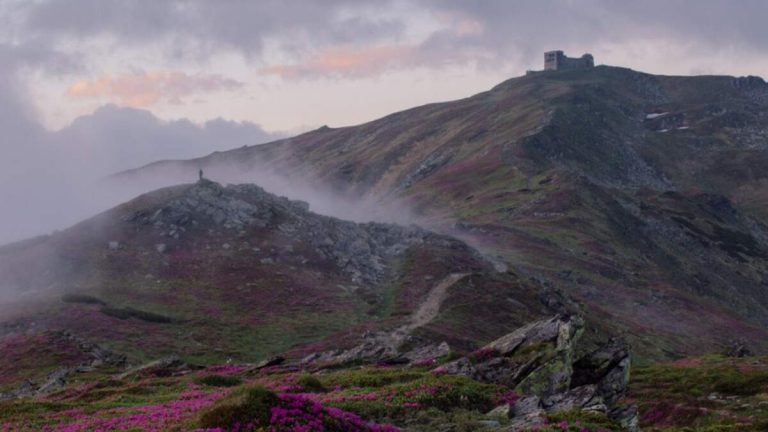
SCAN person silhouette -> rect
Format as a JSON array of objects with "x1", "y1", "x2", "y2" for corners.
[{"x1": 199, "y1": 169, "x2": 204, "y2": 181}]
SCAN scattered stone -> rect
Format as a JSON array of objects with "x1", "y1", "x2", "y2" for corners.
[
  {"x1": 432, "y1": 316, "x2": 636, "y2": 431},
  {"x1": 507, "y1": 396, "x2": 546, "y2": 430},
  {"x1": 572, "y1": 338, "x2": 631, "y2": 407},
  {"x1": 485, "y1": 405, "x2": 510, "y2": 418},
  {"x1": 108, "y1": 241, "x2": 120, "y2": 250},
  {"x1": 155, "y1": 243, "x2": 167, "y2": 253},
  {"x1": 476, "y1": 419, "x2": 501, "y2": 428},
  {"x1": 436, "y1": 357, "x2": 477, "y2": 376},
  {"x1": 402, "y1": 341, "x2": 450, "y2": 363},
  {"x1": 253, "y1": 356, "x2": 285, "y2": 370},
  {"x1": 116, "y1": 356, "x2": 195, "y2": 380},
  {"x1": 610, "y1": 404, "x2": 640, "y2": 432},
  {"x1": 127, "y1": 180, "x2": 484, "y2": 286},
  {"x1": 725, "y1": 339, "x2": 752, "y2": 358}
]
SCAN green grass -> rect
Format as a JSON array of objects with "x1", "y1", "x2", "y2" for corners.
[
  {"x1": 631, "y1": 355, "x2": 768, "y2": 431},
  {"x1": 195, "y1": 374, "x2": 243, "y2": 388}
]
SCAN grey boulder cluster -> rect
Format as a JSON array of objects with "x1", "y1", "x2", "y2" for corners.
[
  {"x1": 437, "y1": 315, "x2": 638, "y2": 431},
  {"x1": 299, "y1": 314, "x2": 638, "y2": 431},
  {"x1": 125, "y1": 180, "x2": 480, "y2": 285},
  {"x1": 0, "y1": 331, "x2": 125, "y2": 401}
]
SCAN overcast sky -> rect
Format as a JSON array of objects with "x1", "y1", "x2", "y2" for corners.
[{"x1": 2, "y1": 0, "x2": 768, "y2": 244}]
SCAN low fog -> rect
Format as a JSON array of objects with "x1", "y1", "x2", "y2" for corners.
[
  {"x1": 0, "y1": 106, "x2": 282, "y2": 246},
  {"x1": 0, "y1": 109, "x2": 420, "y2": 247},
  {"x1": 0, "y1": 103, "x2": 422, "y2": 305},
  {"x1": 0, "y1": 57, "x2": 419, "y2": 248},
  {"x1": 111, "y1": 150, "x2": 421, "y2": 228}
]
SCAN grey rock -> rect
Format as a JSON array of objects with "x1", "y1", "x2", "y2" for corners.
[
  {"x1": 36, "y1": 367, "x2": 71, "y2": 394},
  {"x1": 610, "y1": 404, "x2": 640, "y2": 432},
  {"x1": 436, "y1": 357, "x2": 477, "y2": 377},
  {"x1": 507, "y1": 396, "x2": 546, "y2": 431},
  {"x1": 572, "y1": 338, "x2": 631, "y2": 407},
  {"x1": 483, "y1": 315, "x2": 582, "y2": 356},
  {"x1": 485, "y1": 405, "x2": 511, "y2": 418},
  {"x1": 116, "y1": 355, "x2": 192, "y2": 380},
  {"x1": 403, "y1": 341, "x2": 450, "y2": 363},
  {"x1": 511, "y1": 395, "x2": 542, "y2": 417},
  {"x1": 137, "y1": 180, "x2": 484, "y2": 286},
  {"x1": 542, "y1": 385, "x2": 605, "y2": 413},
  {"x1": 253, "y1": 356, "x2": 285, "y2": 370},
  {"x1": 476, "y1": 419, "x2": 501, "y2": 429}
]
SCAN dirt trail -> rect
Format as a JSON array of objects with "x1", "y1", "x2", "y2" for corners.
[
  {"x1": 402, "y1": 273, "x2": 470, "y2": 333},
  {"x1": 307, "y1": 272, "x2": 472, "y2": 363}
]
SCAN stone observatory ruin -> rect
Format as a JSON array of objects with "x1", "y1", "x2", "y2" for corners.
[{"x1": 544, "y1": 50, "x2": 594, "y2": 71}]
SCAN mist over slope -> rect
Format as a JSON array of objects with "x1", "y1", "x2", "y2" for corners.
[
  {"x1": 0, "y1": 179, "x2": 553, "y2": 364},
  {"x1": 0, "y1": 105, "x2": 278, "y2": 246},
  {"x1": 117, "y1": 66, "x2": 768, "y2": 359}
]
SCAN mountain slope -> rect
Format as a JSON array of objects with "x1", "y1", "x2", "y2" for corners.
[
  {"x1": 0, "y1": 180, "x2": 562, "y2": 375},
  {"x1": 116, "y1": 66, "x2": 768, "y2": 359}
]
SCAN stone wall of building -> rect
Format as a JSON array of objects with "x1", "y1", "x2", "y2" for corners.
[{"x1": 544, "y1": 51, "x2": 594, "y2": 71}]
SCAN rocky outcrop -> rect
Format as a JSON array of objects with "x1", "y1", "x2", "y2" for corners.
[
  {"x1": 116, "y1": 355, "x2": 197, "y2": 380},
  {"x1": 435, "y1": 315, "x2": 638, "y2": 431},
  {"x1": 0, "y1": 331, "x2": 126, "y2": 401},
  {"x1": 301, "y1": 273, "x2": 469, "y2": 367},
  {"x1": 301, "y1": 331, "x2": 451, "y2": 368},
  {"x1": 571, "y1": 338, "x2": 631, "y2": 407},
  {"x1": 125, "y1": 180, "x2": 486, "y2": 285}
]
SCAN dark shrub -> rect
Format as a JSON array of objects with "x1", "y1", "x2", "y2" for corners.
[
  {"x1": 196, "y1": 374, "x2": 243, "y2": 388},
  {"x1": 100, "y1": 306, "x2": 174, "y2": 323},
  {"x1": 100, "y1": 306, "x2": 133, "y2": 320},
  {"x1": 62, "y1": 294, "x2": 106, "y2": 305},
  {"x1": 297, "y1": 373, "x2": 325, "y2": 392},
  {"x1": 197, "y1": 386, "x2": 279, "y2": 429},
  {"x1": 124, "y1": 307, "x2": 174, "y2": 323}
]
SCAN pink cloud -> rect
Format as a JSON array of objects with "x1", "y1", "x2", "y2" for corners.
[
  {"x1": 433, "y1": 11, "x2": 485, "y2": 37},
  {"x1": 66, "y1": 71, "x2": 244, "y2": 107},
  {"x1": 260, "y1": 44, "x2": 415, "y2": 79}
]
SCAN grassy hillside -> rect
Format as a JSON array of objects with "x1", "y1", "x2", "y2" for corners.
[{"x1": 116, "y1": 67, "x2": 768, "y2": 360}]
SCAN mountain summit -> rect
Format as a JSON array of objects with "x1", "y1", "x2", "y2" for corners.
[{"x1": 117, "y1": 66, "x2": 768, "y2": 359}]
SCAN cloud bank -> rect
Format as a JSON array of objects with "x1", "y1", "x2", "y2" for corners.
[
  {"x1": 0, "y1": 61, "x2": 277, "y2": 245},
  {"x1": 13, "y1": 0, "x2": 768, "y2": 78},
  {"x1": 3, "y1": 0, "x2": 768, "y2": 246},
  {"x1": 67, "y1": 71, "x2": 244, "y2": 107}
]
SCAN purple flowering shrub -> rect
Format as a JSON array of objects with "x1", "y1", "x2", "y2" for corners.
[
  {"x1": 204, "y1": 364, "x2": 247, "y2": 376},
  {"x1": 411, "y1": 358, "x2": 436, "y2": 367},
  {"x1": 468, "y1": 347, "x2": 500, "y2": 363},
  {"x1": 0, "y1": 383, "x2": 229, "y2": 432},
  {"x1": 197, "y1": 385, "x2": 399, "y2": 432},
  {"x1": 197, "y1": 385, "x2": 278, "y2": 430},
  {"x1": 196, "y1": 374, "x2": 244, "y2": 388},
  {"x1": 272, "y1": 394, "x2": 399, "y2": 432},
  {"x1": 532, "y1": 410, "x2": 619, "y2": 432},
  {"x1": 320, "y1": 373, "x2": 502, "y2": 420}
]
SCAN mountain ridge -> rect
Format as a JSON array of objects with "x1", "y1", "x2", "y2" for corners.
[
  {"x1": 0, "y1": 179, "x2": 559, "y2": 368},
  {"x1": 111, "y1": 65, "x2": 768, "y2": 360}
]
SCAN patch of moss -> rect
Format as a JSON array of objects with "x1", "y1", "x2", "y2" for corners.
[
  {"x1": 61, "y1": 294, "x2": 106, "y2": 305},
  {"x1": 297, "y1": 373, "x2": 325, "y2": 392},
  {"x1": 195, "y1": 385, "x2": 278, "y2": 430},
  {"x1": 195, "y1": 374, "x2": 243, "y2": 388}
]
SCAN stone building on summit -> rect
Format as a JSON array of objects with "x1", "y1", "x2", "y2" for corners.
[{"x1": 544, "y1": 50, "x2": 594, "y2": 71}]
